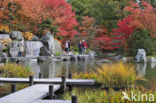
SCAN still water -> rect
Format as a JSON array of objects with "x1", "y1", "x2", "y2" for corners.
[{"x1": 21, "y1": 59, "x2": 156, "y2": 89}]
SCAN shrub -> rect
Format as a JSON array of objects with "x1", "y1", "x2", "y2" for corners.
[
  {"x1": 63, "y1": 88, "x2": 156, "y2": 103},
  {"x1": 127, "y1": 29, "x2": 155, "y2": 56},
  {"x1": 0, "y1": 39, "x2": 12, "y2": 46},
  {"x1": 0, "y1": 25, "x2": 10, "y2": 33},
  {"x1": 70, "y1": 46, "x2": 79, "y2": 52},
  {"x1": 23, "y1": 32, "x2": 34, "y2": 40},
  {"x1": 2, "y1": 47, "x2": 9, "y2": 52},
  {"x1": 55, "y1": 52, "x2": 61, "y2": 56},
  {"x1": 0, "y1": 63, "x2": 34, "y2": 96},
  {"x1": 0, "y1": 63, "x2": 33, "y2": 77},
  {"x1": 73, "y1": 62, "x2": 145, "y2": 87}
]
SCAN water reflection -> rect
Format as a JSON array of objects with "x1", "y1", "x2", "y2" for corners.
[
  {"x1": 136, "y1": 63, "x2": 147, "y2": 76},
  {"x1": 150, "y1": 62, "x2": 156, "y2": 69},
  {"x1": 22, "y1": 59, "x2": 96, "y2": 78},
  {"x1": 20, "y1": 60, "x2": 156, "y2": 89}
]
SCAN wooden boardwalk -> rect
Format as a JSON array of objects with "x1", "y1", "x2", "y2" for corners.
[
  {"x1": 0, "y1": 84, "x2": 61, "y2": 103},
  {"x1": 0, "y1": 78, "x2": 95, "y2": 86},
  {"x1": 32, "y1": 100, "x2": 71, "y2": 103}
]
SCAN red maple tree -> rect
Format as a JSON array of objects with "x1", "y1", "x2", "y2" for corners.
[
  {"x1": 13, "y1": 0, "x2": 78, "y2": 37},
  {"x1": 124, "y1": 0, "x2": 156, "y2": 37},
  {"x1": 43, "y1": 0, "x2": 78, "y2": 38},
  {"x1": 95, "y1": 16, "x2": 136, "y2": 51}
]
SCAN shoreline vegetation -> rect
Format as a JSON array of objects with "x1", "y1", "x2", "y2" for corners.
[
  {"x1": 0, "y1": 63, "x2": 33, "y2": 97},
  {"x1": 62, "y1": 62, "x2": 153, "y2": 103},
  {"x1": 73, "y1": 62, "x2": 146, "y2": 88}
]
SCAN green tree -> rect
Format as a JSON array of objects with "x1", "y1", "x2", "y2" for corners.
[
  {"x1": 69, "y1": 0, "x2": 93, "y2": 22},
  {"x1": 127, "y1": 29, "x2": 155, "y2": 56}
]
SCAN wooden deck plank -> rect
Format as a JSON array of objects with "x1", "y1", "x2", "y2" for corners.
[
  {"x1": 0, "y1": 84, "x2": 60, "y2": 103},
  {"x1": 32, "y1": 100, "x2": 71, "y2": 103},
  {"x1": 0, "y1": 78, "x2": 95, "y2": 85}
]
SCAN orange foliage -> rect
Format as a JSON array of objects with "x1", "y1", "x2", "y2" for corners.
[{"x1": 124, "y1": 0, "x2": 156, "y2": 37}]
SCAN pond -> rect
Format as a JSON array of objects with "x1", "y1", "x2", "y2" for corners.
[{"x1": 20, "y1": 59, "x2": 156, "y2": 89}]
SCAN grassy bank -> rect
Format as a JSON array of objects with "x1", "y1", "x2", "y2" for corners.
[
  {"x1": 0, "y1": 63, "x2": 33, "y2": 96},
  {"x1": 73, "y1": 62, "x2": 145, "y2": 88},
  {"x1": 63, "y1": 88, "x2": 156, "y2": 103}
]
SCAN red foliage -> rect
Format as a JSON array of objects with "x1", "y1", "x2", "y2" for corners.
[
  {"x1": 111, "y1": 16, "x2": 136, "y2": 51},
  {"x1": 79, "y1": 16, "x2": 95, "y2": 36},
  {"x1": 124, "y1": 0, "x2": 156, "y2": 36},
  {"x1": 15, "y1": 0, "x2": 78, "y2": 37},
  {"x1": 95, "y1": 16, "x2": 136, "y2": 51},
  {"x1": 44, "y1": 0, "x2": 78, "y2": 38},
  {"x1": 95, "y1": 27, "x2": 115, "y2": 50}
]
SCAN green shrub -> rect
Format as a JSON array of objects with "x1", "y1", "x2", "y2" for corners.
[
  {"x1": 70, "y1": 46, "x2": 79, "y2": 52},
  {"x1": 127, "y1": 29, "x2": 155, "y2": 56},
  {"x1": 55, "y1": 52, "x2": 61, "y2": 56},
  {"x1": 2, "y1": 48, "x2": 9, "y2": 52}
]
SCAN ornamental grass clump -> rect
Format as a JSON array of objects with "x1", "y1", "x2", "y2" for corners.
[
  {"x1": 0, "y1": 63, "x2": 33, "y2": 78},
  {"x1": 0, "y1": 63, "x2": 34, "y2": 96},
  {"x1": 73, "y1": 62, "x2": 145, "y2": 87},
  {"x1": 96, "y1": 62, "x2": 137, "y2": 87},
  {"x1": 63, "y1": 88, "x2": 156, "y2": 103}
]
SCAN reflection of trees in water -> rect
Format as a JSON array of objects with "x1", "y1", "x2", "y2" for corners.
[
  {"x1": 136, "y1": 63, "x2": 147, "y2": 76},
  {"x1": 136, "y1": 62, "x2": 156, "y2": 89},
  {"x1": 23, "y1": 62, "x2": 40, "y2": 78},
  {"x1": 150, "y1": 62, "x2": 156, "y2": 69},
  {"x1": 22, "y1": 59, "x2": 97, "y2": 78}
]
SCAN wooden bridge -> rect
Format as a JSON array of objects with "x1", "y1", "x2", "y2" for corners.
[
  {"x1": 0, "y1": 77, "x2": 95, "y2": 103},
  {"x1": 0, "y1": 77, "x2": 95, "y2": 86}
]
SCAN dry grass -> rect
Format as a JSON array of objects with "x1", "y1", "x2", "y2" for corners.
[
  {"x1": 63, "y1": 88, "x2": 156, "y2": 103},
  {"x1": 0, "y1": 63, "x2": 34, "y2": 78},
  {"x1": 74, "y1": 62, "x2": 145, "y2": 87}
]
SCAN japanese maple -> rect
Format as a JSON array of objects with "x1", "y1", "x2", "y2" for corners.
[
  {"x1": 95, "y1": 16, "x2": 136, "y2": 51},
  {"x1": 43, "y1": 0, "x2": 78, "y2": 38},
  {"x1": 124, "y1": 0, "x2": 156, "y2": 37},
  {"x1": 14, "y1": 0, "x2": 78, "y2": 37}
]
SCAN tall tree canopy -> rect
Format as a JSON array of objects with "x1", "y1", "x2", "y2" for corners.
[
  {"x1": 0, "y1": 0, "x2": 79, "y2": 38},
  {"x1": 124, "y1": 0, "x2": 156, "y2": 37}
]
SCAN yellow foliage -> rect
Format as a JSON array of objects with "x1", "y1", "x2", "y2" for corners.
[
  {"x1": 0, "y1": 63, "x2": 34, "y2": 78},
  {"x1": 0, "y1": 38, "x2": 12, "y2": 46},
  {"x1": 73, "y1": 62, "x2": 144, "y2": 87},
  {"x1": 55, "y1": 38, "x2": 62, "y2": 45},
  {"x1": 23, "y1": 32, "x2": 34, "y2": 40},
  {"x1": 0, "y1": 25, "x2": 10, "y2": 33}
]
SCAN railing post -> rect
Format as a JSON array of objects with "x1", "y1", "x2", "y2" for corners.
[
  {"x1": 72, "y1": 95, "x2": 78, "y2": 103},
  {"x1": 49, "y1": 85, "x2": 54, "y2": 99},
  {"x1": 61, "y1": 76, "x2": 66, "y2": 92},
  {"x1": 39, "y1": 72, "x2": 42, "y2": 78},
  {"x1": 68, "y1": 73, "x2": 72, "y2": 79},
  {"x1": 11, "y1": 84, "x2": 16, "y2": 93},
  {"x1": 29, "y1": 76, "x2": 34, "y2": 86},
  {"x1": 68, "y1": 73, "x2": 72, "y2": 90}
]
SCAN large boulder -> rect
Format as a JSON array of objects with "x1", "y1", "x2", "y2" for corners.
[
  {"x1": 10, "y1": 31, "x2": 24, "y2": 41},
  {"x1": 150, "y1": 57, "x2": 156, "y2": 63},
  {"x1": 97, "y1": 59, "x2": 112, "y2": 64},
  {"x1": 40, "y1": 46, "x2": 51, "y2": 56},
  {"x1": 41, "y1": 32, "x2": 55, "y2": 54},
  {"x1": 0, "y1": 52, "x2": 7, "y2": 57},
  {"x1": 88, "y1": 51, "x2": 97, "y2": 59},
  {"x1": 135, "y1": 49, "x2": 146, "y2": 63},
  {"x1": 10, "y1": 41, "x2": 19, "y2": 48},
  {"x1": 9, "y1": 47, "x2": 19, "y2": 57},
  {"x1": 41, "y1": 32, "x2": 62, "y2": 55}
]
